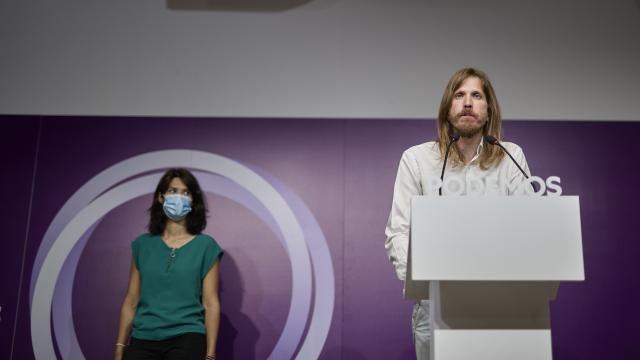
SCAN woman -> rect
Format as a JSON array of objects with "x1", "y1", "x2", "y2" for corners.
[{"x1": 114, "y1": 168, "x2": 222, "y2": 360}]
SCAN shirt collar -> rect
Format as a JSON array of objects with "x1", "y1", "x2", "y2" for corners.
[
  {"x1": 476, "y1": 137, "x2": 484, "y2": 155},
  {"x1": 469, "y1": 137, "x2": 484, "y2": 164}
]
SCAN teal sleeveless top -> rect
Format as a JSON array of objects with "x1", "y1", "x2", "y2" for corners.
[{"x1": 131, "y1": 233, "x2": 223, "y2": 340}]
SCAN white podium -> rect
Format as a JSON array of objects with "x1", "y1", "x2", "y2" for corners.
[{"x1": 405, "y1": 196, "x2": 584, "y2": 360}]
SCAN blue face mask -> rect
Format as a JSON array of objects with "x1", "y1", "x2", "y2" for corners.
[{"x1": 163, "y1": 194, "x2": 192, "y2": 221}]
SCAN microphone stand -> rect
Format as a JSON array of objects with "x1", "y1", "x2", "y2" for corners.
[{"x1": 439, "y1": 133, "x2": 460, "y2": 196}]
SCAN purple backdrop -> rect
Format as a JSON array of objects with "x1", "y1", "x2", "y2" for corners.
[{"x1": 2, "y1": 116, "x2": 639, "y2": 359}]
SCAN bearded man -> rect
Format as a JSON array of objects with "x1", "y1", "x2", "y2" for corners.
[{"x1": 384, "y1": 68, "x2": 531, "y2": 359}]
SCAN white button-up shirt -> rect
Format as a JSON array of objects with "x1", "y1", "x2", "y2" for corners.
[{"x1": 384, "y1": 140, "x2": 530, "y2": 280}]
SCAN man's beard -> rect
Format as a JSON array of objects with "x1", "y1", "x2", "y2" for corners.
[
  {"x1": 456, "y1": 124, "x2": 484, "y2": 138},
  {"x1": 450, "y1": 112, "x2": 486, "y2": 138}
]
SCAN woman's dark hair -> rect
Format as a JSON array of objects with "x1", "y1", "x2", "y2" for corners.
[{"x1": 148, "y1": 168, "x2": 208, "y2": 235}]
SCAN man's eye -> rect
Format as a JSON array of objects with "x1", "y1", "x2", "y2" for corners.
[
  {"x1": 473, "y1": 93, "x2": 483, "y2": 99},
  {"x1": 454, "y1": 93, "x2": 464, "y2": 98}
]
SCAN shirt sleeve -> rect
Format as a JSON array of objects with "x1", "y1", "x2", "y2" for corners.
[
  {"x1": 384, "y1": 150, "x2": 423, "y2": 281},
  {"x1": 201, "y1": 237, "x2": 223, "y2": 280},
  {"x1": 131, "y1": 237, "x2": 141, "y2": 270}
]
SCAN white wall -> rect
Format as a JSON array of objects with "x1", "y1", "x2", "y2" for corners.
[{"x1": 1, "y1": 0, "x2": 639, "y2": 120}]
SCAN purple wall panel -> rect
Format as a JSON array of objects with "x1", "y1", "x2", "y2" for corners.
[
  {"x1": 9, "y1": 117, "x2": 346, "y2": 359},
  {"x1": 502, "y1": 122, "x2": 640, "y2": 359},
  {"x1": 342, "y1": 120, "x2": 437, "y2": 359},
  {"x1": 2, "y1": 116, "x2": 639, "y2": 359},
  {"x1": 1, "y1": 117, "x2": 40, "y2": 360}
]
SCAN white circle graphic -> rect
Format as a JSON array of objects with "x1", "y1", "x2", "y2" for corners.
[{"x1": 30, "y1": 150, "x2": 334, "y2": 359}]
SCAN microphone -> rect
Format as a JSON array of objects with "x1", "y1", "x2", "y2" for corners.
[
  {"x1": 439, "y1": 133, "x2": 460, "y2": 195},
  {"x1": 483, "y1": 135, "x2": 530, "y2": 180}
]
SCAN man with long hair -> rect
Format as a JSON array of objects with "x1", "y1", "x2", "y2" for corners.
[{"x1": 384, "y1": 68, "x2": 531, "y2": 359}]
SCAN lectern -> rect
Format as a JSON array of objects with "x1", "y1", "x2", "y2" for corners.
[{"x1": 406, "y1": 196, "x2": 584, "y2": 360}]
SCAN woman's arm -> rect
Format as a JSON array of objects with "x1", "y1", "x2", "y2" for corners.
[
  {"x1": 114, "y1": 258, "x2": 140, "y2": 360},
  {"x1": 202, "y1": 260, "x2": 221, "y2": 359}
]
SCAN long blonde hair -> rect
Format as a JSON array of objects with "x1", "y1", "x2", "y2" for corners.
[{"x1": 437, "y1": 68, "x2": 504, "y2": 170}]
